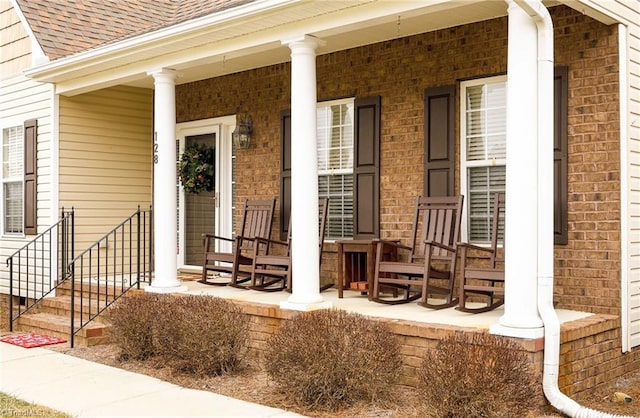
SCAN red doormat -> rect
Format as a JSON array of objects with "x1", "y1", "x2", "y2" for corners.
[{"x1": 0, "y1": 333, "x2": 66, "y2": 348}]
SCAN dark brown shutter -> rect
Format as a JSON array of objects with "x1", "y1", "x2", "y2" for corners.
[
  {"x1": 554, "y1": 66, "x2": 569, "y2": 245},
  {"x1": 424, "y1": 85, "x2": 456, "y2": 197},
  {"x1": 24, "y1": 119, "x2": 37, "y2": 235},
  {"x1": 353, "y1": 96, "x2": 381, "y2": 239},
  {"x1": 280, "y1": 110, "x2": 292, "y2": 241}
]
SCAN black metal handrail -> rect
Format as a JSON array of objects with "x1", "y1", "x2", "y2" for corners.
[
  {"x1": 68, "y1": 206, "x2": 153, "y2": 347},
  {"x1": 7, "y1": 208, "x2": 75, "y2": 330}
]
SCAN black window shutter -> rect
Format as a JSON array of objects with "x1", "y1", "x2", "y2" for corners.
[
  {"x1": 353, "y1": 96, "x2": 381, "y2": 239},
  {"x1": 424, "y1": 85, "x2": 456, "y2": 197},
  {"x1": 554, "y1": 66, "x2": 569, "y2": 245},
  {"x1": 280, "y1": 110, "x2": 292, "y2": 241},
  {"x1": 24, "y1": 119, "x2": 37, "y2": 235}
]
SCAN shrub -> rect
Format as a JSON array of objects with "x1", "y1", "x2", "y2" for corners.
[
  {"x1": 265, "y1": 309, "x2": 401, "y2": 411},
  {"x1": 107, "y1": 292, "x2": 163, "y2": 361},
  {"x1": 152, "y1": 295, "x2": 249, "y2": 376},
  {"x1": 108, "y1": 293, "x2": 249, "y2": 376},
  {"x1": 418, "y1": 332, "x2": 540, "y2": 418}
]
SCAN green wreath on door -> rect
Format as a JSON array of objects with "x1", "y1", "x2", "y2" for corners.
[{"x1": 178, "y1": 143, "x2": 214, "y2": 194}]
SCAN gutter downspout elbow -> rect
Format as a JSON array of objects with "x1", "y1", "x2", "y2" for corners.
[{"x1": 512, "y1": 1, "x2": 634, "y2": 417}]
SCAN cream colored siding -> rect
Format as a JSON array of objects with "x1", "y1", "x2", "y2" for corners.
[
  {"x1": 0, "y1": 0, "x2": 31, "y2": 76},
  {"x1": 0, "y1": 75, "x2": 54, "y2": 295},
  {"x1": 58, "y1": 86, "x2": 153, "y2": 253},
  {"x1": 627, "y1": 12, "x2": 640, "y2": 348}
]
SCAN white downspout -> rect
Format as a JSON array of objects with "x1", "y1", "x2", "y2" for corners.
[{"x1": 513, "y1": 1, "x2": 634, "y2": 417}]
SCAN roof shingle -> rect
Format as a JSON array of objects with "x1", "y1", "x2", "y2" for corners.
[{"x1": 16, "y1": 0, "x2": 253, "y2": 60}]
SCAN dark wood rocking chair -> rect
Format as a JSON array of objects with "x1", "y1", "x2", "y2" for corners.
[
  {"x1": 200, "y1": 199, "x2": 275, "y2": 286},
  {"x1": 371, "y1": 195, "x2": 463, "y2": 309},
  {"x1": 456, "y1": 192, "x2": 505, "y2": 313},
  {"x1": 249, "y1": 198, "x2": 329, "y2": 292}
]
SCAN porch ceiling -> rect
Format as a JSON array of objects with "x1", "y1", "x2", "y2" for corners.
[{"x1": 26, "y1": 0, "x2": 511, "y2": 96}]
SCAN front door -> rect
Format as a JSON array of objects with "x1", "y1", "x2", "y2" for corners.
[
  {"x1": 177, "y1": 116, "x2": 234, "y2": 269},
  {"x1": 184, "y1": 133, "x2": 216, "y2": 265}
]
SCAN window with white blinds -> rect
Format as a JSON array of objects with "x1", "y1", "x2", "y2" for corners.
[
  {"x1": 2, "y1": 126, "x2": 24, "y2": 234},
  {"x1": 461, "y1": 76, "x2": 506, "y2": 244},
  {"x1": 317, "y1": 100, "x2": 354, "y2": 239}
]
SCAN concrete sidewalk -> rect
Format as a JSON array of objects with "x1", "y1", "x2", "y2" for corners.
[{"x1": 0, "y1": 342, "x2": 304, "y2": 417}]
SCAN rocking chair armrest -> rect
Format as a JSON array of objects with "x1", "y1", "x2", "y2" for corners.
[
  {"x1": 202, "y1": 233, "x2": 233, "y2": 243},
  {"x1": 254, "y1": 237, "x2": 288, "y2": 248},
  {"x1": 375, "y1": 239, "x2": 412, "y2": 252},
  {"x1": 202, "y1": 234, "x2": 234, "y2": 252},
  {"x1": 456, "y1": 242, "x2": 496, "y2": 255},
  {"x1": 423, "y1": 240, "x2": 456, "y2": 254}
]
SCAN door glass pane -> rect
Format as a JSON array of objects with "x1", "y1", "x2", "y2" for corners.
[{"x1": 184, "y1": 133, "x2": 216, "y2": 265}]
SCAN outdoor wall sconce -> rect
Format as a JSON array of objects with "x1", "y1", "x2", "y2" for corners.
[{"x1": 232, "y1": 115, "x2": 253, "y2": 149}]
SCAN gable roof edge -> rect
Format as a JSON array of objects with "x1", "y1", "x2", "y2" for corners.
[{"x1": 23, "y1": 0, "x2": 298, "y2": 84}]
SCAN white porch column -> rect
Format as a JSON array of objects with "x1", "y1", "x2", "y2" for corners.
[
  {"x1": 146, "y1": 69, "x2": 186, "y2": 293},
  {"x1": 280, "y1": 35, "x2": 331, "y2": 311},
  {"x1": 490, "y1": 1, "x2": 543, "y2": 338}
]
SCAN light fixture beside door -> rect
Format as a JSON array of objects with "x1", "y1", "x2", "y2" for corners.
[{"x1": 232, "y1": 115, "x2": 252, "y2": 149}]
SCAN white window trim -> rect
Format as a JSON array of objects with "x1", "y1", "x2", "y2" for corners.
[{"x1": 459, "y1": 74, "x2": 507, "y2": 244}]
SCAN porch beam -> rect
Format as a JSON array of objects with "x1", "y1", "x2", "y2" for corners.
[
  {"x1": 490, "y1": 1, "x2": 543, "y2": 338},
  {"x1": 146, "y1": 68, "x2": 187, "y2": 294},
  {"x1": 280, "y1": 35, "x2": 331, "y2": 311}
]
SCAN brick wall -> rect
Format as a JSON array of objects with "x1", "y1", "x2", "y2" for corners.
[
  {"x1": 553, "y1": 6, "x2": 621, "y2": 314},
  {"x1": 176, "y1": 5, "x2": 621, "y2": 314},
  {"x1": 0, "y1": 294, "x2": 9, "y2": 331},
  {"x1": 234, "y1": 297, "x2": 637, "y2": 403}
]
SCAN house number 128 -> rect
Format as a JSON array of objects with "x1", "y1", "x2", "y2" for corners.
[{"x1": 153, "y1": 132, "x2": 158, "y2": 164}]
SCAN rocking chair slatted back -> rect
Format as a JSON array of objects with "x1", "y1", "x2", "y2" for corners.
[
  {"x1": 240, "y1": 200, "x2": 277, "y2": 250},
  {"x1": 200, "y1": 198, "x2": 275, "y2": 286},
  {"x1": 412, "y1": 197, "x2": 462, "y2": 261}
]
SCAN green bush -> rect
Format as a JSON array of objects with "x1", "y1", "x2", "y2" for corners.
[
  {"x1": 152, "y1": 295, "x2": 249, "y2": 375},
  {"x1": 265, "y1": 309, "x2": 401, "y2": 411},
  {"x1": 107, "y1": 292, "x2": 162, "y2": 360},
  {"x1": 418, "y1": 332, "x2": 540, "y2": 418},
  {"x1": 107, "y1": 293, "x2": 249, "y2": 376}
]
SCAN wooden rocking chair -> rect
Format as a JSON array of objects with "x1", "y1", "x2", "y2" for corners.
[
  {"x1": 249, "y1": 198, "x2": 329, "y2": 292},
  {"x1": 200, "y1": 199, "x2": 275, "y2": 286},
  {"x1": 456, "y1": 193, "x2": 505, "y2": 313},
  {"x1": 371, "y1": 195, "x2": 463, "y2": 309}
]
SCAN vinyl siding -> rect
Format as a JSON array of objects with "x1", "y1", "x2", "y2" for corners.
[
  {"x1": 0, "y1": 75, "x2": 54, "y2": 295},
  {"x1": 58, "y1": 86, "x2": 153, "y2": 254},
  {"x1": 0, "y1": 0, "x2": 31, "y2": 76},
  {"x1": 624, "y1": 6, "x2": 640, "y2": 348}
]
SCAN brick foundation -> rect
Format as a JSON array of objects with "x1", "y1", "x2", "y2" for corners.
[{"x1": 234, "y1": 297, "x2": 638, "y2": 402}]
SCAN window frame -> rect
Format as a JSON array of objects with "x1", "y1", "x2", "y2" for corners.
[
  {"x1": 459, "y1": 74, "x2": 507, "y2": 245},
  {"x1": 316, "y1": 98, "x2": 355, "y2": 241}
]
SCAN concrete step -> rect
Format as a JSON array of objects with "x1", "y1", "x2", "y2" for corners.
[
  {"x1": 15, "y1": 312, "x2": 111, "y2": 347},
  {"x1": 56, "y1": 280, "x2": 134, "y2": 302},
  {"x1": 33, "y1": 295, "x2": 111, "y2": 318}
]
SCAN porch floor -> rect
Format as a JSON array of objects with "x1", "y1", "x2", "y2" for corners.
[{"x1": 177, "y1": 275, "x2": 592, "y2": 330}]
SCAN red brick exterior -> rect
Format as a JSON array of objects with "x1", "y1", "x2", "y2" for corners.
[
  {"x1": 234, "y1": 298, "x2": 623, "y2": 403},
  {"x1": 177, "y1": 5, "x2": 623, "y2": 317}
]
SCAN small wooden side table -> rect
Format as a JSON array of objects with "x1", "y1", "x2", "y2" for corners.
[{"x1": 336, "y1": 239, "x2": 396, "y2": 300}]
